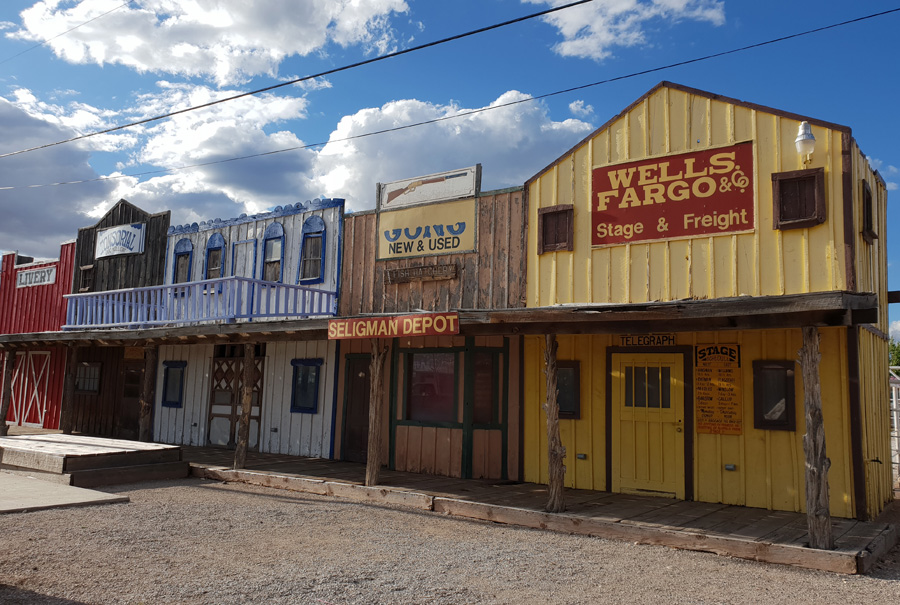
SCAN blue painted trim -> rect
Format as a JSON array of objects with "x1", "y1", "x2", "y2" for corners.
[
  {"x1": 262, "y1": 222, "x2": 285, "y2": 283},
  {"x1": 167, "y1": 198, "x2": 346, "y2": 235},
  {"x1": 204, "y1": 232, "x2": 226, "y2": 279},
  {"x1": 329, "y1": 339, "x2": 340, "y2": 459},
  {"x1": 230, "y1": 239, "x2": 257, "y2": 279},
  {"x1": 161, "y1": 360, "x2": 187, "y2": 408},
  {"x1": 333, "y1": 202, "x2": 345, "y2": 315},
  {"x1": 172, "y1": 238, "x2": 193, "y2": 283},
  {"x1": 289, "y1": 357, "x2": 324, "y2": 413},
  {"x1": 297, "y1": 229, "x2": 325, "y2": 286}
]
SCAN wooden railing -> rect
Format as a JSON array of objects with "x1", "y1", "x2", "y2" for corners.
[{"x1": 63, "y1": 277, "x2": 336, "y2": 329}]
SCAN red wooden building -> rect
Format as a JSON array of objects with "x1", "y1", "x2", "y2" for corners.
[{"x1": 0, "y1": 242, "x2": 76, "y2": 429}]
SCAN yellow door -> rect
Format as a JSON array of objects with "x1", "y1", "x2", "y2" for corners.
[{"x1": 611, "y1": 353, "x2": 685, "y2": 499}]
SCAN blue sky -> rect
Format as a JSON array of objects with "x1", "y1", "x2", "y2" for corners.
[{"x1": 0, "y1": 0, "x2": 898, "y2": 332}]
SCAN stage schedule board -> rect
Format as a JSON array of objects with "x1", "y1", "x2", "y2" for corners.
[{"x1": 695, "y1": 344, "x2": 742, "y2": 435}]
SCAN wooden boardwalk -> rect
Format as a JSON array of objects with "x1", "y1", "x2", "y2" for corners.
[{"x1": 182, "y1": 447, "x2": 898, "y2": 575}]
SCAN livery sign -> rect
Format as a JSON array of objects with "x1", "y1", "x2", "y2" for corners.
[{"x1": 16, "y1": 266, "x2": 56, "y2": 288}]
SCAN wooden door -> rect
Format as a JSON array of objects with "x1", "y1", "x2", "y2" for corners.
[
  {"x1": 611, "y1": 353, "x2": 685, "y2": 498},
  {"x1": 342, "y1": 356, "x2": 370, "y2": 463},
  {"x1": 8, "y1": 352, "x2": 50, "y2": 427},
  {"x1": 115, "y1": 361, "x2": 143, "y2": 440},
  {"x1": 207, "y1": 357, "x2": 263, "y2": 450}
]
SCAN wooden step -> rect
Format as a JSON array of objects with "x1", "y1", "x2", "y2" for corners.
[{"x1": 69, "y1": 461, "x2": 190, "y2": 488}]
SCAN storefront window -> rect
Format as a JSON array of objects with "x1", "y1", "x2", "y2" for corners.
[{"x1": 406, "y1": 352, "x2": 455, "y2": 423}]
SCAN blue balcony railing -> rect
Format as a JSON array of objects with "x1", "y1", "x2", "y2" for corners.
[{"x1": 63, "y1": 276, "x2": 336, "y2": 330}]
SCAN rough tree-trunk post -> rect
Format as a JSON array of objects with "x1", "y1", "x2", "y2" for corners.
[
  {"x1": 543, "y1": 334, "x2": 566, "y2": 513},
  {"x1": 365, "y1": 338, "x2": 390, "y2": 487},
  {"x1": 59, "y1": 345, "x2": 79, "y2": 434},
  {"x1": 799, "y1": 326, "x2": 834, "y2": 550},
  {"x1": 233, "y1": 343, "x2": 255, "y2": 470},
  {"x1": 138, "y1": 345, "x2": 159, "y2": 442},
  {"x1": 0, "y1": 351, "x2": 14, "y2": 436}
]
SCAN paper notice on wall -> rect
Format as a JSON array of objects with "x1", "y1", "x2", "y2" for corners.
[{"x1": 695, "y1": 344, "x2": 742, "y2": 435}]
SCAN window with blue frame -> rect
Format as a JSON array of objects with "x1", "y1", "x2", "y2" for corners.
[
  {"x1": 205, "y1": 233, "x2": 225, "y2": 279},
  {"x1": 173, "y1": 239, "x2": 193, "y2": 284},
  {"x1": 162, "y1": 361, "x2": 187, "y2": 408},
  {"x1": 298, "y1": 215, "x2": 326, "y2": 284},
  {"x1": 262, "y1": 222, "x2": 284, "y2": 282},
  {"x1": 290, "y1": 358, "x2": 323, "y2": 413}
]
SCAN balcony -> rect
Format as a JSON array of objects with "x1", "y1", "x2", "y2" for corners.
[{"x1": 63, "y1": 277, "x2": 336, "y2": 330}]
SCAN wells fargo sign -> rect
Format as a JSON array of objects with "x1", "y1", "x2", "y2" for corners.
[
  {"x1": 592, "y1": 142, "x2": 754, "y2": 246},
  {"x1": 328, "y1": 312, "x2": 460, "y2": 340}
]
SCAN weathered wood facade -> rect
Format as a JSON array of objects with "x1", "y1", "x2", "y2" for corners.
[
  {"x1": 0, "y1": 243, "x2": 75, "y2": 429},
  {"x1": 521, "y1": 82, "x2": 891, "y2": 520},
  {"x1": 334, "y1": 188, "x2": 526, "y2": 480},
  {"x1": 66, "y1": 200, "x2": 170, "y2": 438},
  {"x1": 155, "y1": 200, "x2": 344, "y2": 455}
]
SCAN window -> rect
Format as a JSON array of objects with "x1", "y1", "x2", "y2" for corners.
[
  {"x1": 861, "y1": 179, "x2": 877, "y2": 244},
  {"x1": 538, "y1": 205, "x2": 574, "y2": 253},
  {"x1": 75, "y1": 362, "x2": 101, "y2": 393},
  {"x1": 173, "y1": 239, "x2": 193, "y2": 284},
  {"x1": 79, "y1": 264, "x2": 94, "y2": 293},
  {"x1": 262, "y1": 222, "x2": 284, "y2": 282},
  {"x1": 472, "y1": 352, "x2": 497, "y2": 425},
  {"x1": 752, "y1": 360, "x2": 796, "y2": 431},
  {"x1": 771, "y1": 167, "x2": 825, "y2": 230},
  {"x1": 299, "y1": 215, "x2": 326, "y2": 284},
  {"x1": 624, "y1": 364, "x2": 671, "y2": 409},
  {"x1": 205, "y1": 233, "x2": 225, "y2": 279},
  {"x1": 557, "y1": 360, "x2": 581, "y2": 419},
  {"x1": 162, "y1": 361, "x2": 187, "y2": 408},
  {"x1": 406, "y1": 352, "x2": 456, "y2": 423},
  {"x1": 290, "y1": 358, "x2": 323, "y2": 413}
]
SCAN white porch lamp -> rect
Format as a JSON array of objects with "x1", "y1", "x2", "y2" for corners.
[{"x1": 795, "y1": 121, "x2": 816, "y2": 165}]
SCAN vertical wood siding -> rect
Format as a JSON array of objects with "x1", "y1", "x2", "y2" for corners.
[
  {"x1": 0, "y1": 242, "x2": 74, "y2": 429},
  {"x1": 73, "y1": 200, "x2": 170, "y2": 292},
  {"x1": 857, "y1": 327, "x2": 893, "y2": 518},
  {"x1": 164, "y1": 200, "x2": 343, "y2": 294},
  {"x1": 523, "y1": 328, "x2": 857, "y2": 518},
  {"x1": 70, "y1": 347, "x2": 126, "y2": 438},
  {"x1": 155, "y1": 344, "x2": 214, "y2": 446},
  {"x1": 338, "y1": 189, "x2": 526, "y2": 315},
  {"x1": 526, "y1": 85, "x2": 875, "y2": 307}
]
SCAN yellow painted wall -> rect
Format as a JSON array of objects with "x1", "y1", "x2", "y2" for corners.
[
  {"x1": 522, "y1": 328, "x2": 859, "y2": 518},
  {"x1": 526, "y1": 85, "x2": 866, "y2": 307}
]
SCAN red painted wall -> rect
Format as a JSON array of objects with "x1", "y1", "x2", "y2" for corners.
[{"x1": 1, "y1": 242, "x2": 74, "y2": 429}]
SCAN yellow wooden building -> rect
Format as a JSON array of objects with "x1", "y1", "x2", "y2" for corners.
[{"x1": 518, "y1": 82, "x2": 891, "y2": 520}]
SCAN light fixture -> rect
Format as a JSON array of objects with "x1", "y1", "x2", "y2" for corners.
[{"x1": 795, "y1": 121, "x2": 816, "y2": 165}]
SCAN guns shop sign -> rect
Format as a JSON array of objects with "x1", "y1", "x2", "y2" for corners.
[{"x1": 592, "y1": 142, "x2": 754, "y2": 246}]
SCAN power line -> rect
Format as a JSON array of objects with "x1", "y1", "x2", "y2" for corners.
[
  {"x1": 2, "y1": 6, "x2": 899, "y2": 192},
  {"x1": 0, "y1": 1, "x2": 132, "y2": 67},
  {"x1": 0, "y1": 0, "x2": 597, "y2": 161}
]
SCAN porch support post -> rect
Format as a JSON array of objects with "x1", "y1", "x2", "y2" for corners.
[
  {"x1": 0, "y1": 350, "x2": 14, "y2": 436},
  {"x1": 799, "y1": 326, "x2": 834, "y2": 550},
  {"x1": 543, "y1": 334, "x2": 566, "y2": 513},
  {"x1": 365, "y1": 338, "x2": 390, "y2": 487},
  {"x1": 138, "y1": 345, "x2": 158, "y2": 442},
  {"x1": 233, "y1": 342, "x2": 255, "y2": 470},
  {"x1": 59, "y1": 345, "x2": 79, "y2": 434}
]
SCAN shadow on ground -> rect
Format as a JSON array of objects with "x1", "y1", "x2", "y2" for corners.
[{"x1": 0, "y1": 585, "x2": 87, "y2": 604}]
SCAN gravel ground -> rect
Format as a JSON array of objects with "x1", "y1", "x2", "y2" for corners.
[{"x1": 1, "y1": 477, "x2": 899, "y2": 604}]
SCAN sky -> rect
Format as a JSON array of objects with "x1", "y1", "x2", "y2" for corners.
[{"x1": 0, "y1": 0, "x2": 898, "y2": 333}]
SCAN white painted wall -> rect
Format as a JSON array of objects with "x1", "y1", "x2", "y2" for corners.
[{"x1": 154, "y1": 344, "x2": 214, "y2": 446}]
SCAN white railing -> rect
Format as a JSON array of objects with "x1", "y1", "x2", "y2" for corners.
[{"x1": 63, "y1": 276, "x2": 336, "y2": 329}]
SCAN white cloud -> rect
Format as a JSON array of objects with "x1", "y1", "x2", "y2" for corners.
[
  {"x1": 524, "y1": 0, "x2": 724, "y2": 60},
  {"x1": 569, "y1": 100, "x2": 594, "y2": 117},
  {"x1": 9, "y1": 0, "x2": 409, "y2": 86},
  {"x1": 313, "y1": 91, "x2": 593, "y2": 210},
  {"x1": 887, "y1": 182, "x2": 898, "y2": 191},
  {"x1": 891, "y1": 320, "x2": 900, "y2": 341}
]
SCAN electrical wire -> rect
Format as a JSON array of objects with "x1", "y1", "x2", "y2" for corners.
[
  {"x1": 0, "y1": 1, "x2": 133, "y2": 67},
  {"x1": 0, "y1": 0, "x2": 597, "y2": 161},
  {"x1": 2, "y1": 6, "x2": 898, "y2": 192}
]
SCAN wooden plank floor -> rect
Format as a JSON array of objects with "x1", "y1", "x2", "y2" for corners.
[{"x1": 181, "y1": 446, "x2": 898, "y2": 574}]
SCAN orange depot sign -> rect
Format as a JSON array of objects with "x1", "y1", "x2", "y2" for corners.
[
  {"x1": 591, "y1": 141, "x2": 754, "y2": 246},
  {"x1": 328, "y1": 312, "x2": 460, "y2": 340}
]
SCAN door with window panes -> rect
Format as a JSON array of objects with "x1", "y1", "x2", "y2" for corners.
[
  {"x1": 207, "y1": 348, "x2": 263, "y2": 450},
  {"x1": 611, "y1": 353, "x2": 685, "y2": 498}
]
